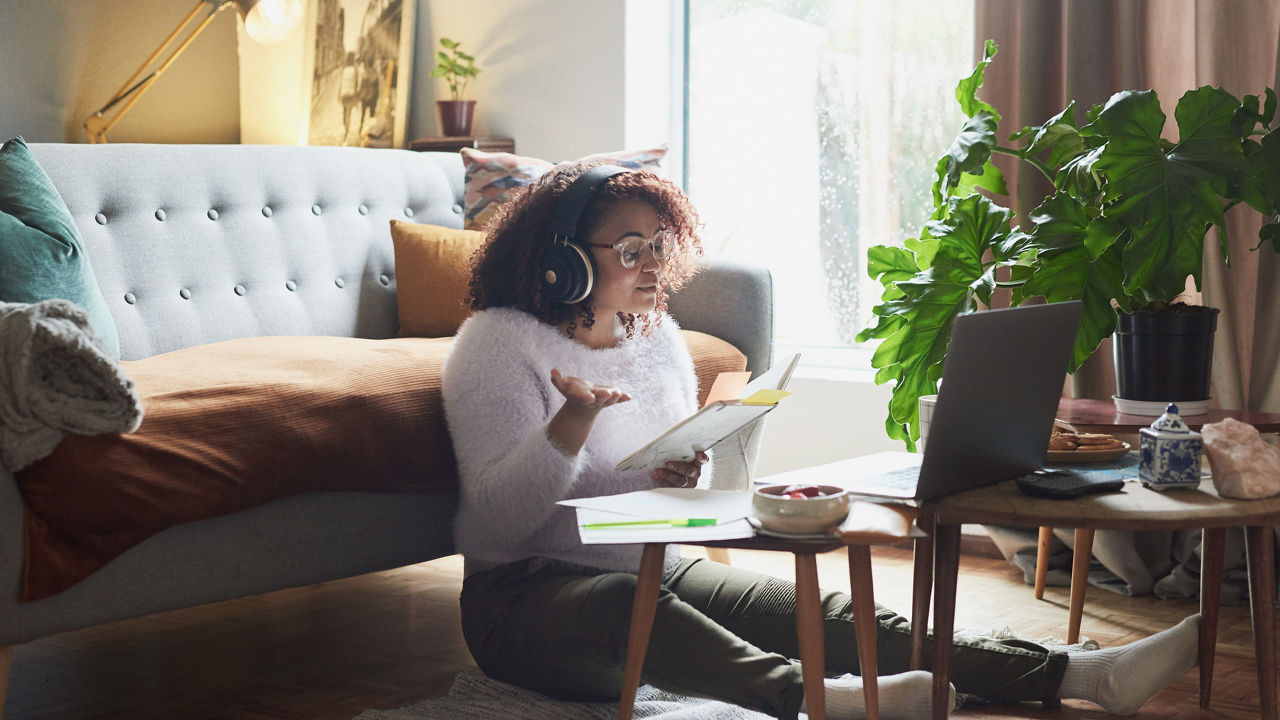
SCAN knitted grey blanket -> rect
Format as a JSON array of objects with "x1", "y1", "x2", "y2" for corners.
[
  {"x1": 0, "y1": 299, "x2": 142, "y2": 472},
  {"x1": 352, "y1": 671, "x2": 772, "y2": 720}
]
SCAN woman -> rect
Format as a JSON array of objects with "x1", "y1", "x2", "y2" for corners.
[{"x1": 442, "y1": 163, "x2": 1200, "y2": 720}]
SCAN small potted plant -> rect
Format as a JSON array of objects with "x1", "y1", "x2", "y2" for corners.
[
  {"x1": 430, "y1": 37, "x2": 481, "y2": 136},
  {"x1": 859, "y1": 40, "x2": 1280, "y2": 449}
]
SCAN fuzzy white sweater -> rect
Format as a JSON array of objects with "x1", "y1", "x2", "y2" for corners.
[{"x1": 443, "y1": 308, "x2": 708, "y2": 576}]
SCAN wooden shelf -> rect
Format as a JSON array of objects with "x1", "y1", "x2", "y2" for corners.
[{"x1": 408, "y1": 136, "x2": 515, "y2": 153}]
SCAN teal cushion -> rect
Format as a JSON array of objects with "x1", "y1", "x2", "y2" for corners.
[{"x1": 0, "y1": 137, "x2": 119, "y2": 358}]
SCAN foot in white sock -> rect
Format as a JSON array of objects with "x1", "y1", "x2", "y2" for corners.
[
  {"x1": 1057, "y1": 613, "x2": 1200, "y2": 716},
  {"x1": 812, "y1": 670, "x2": 951, "y2": 720}
]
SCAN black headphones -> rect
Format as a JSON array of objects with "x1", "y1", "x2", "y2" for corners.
[{"x1": 538, "y1": 164, "x2": 633, "y2": 304}]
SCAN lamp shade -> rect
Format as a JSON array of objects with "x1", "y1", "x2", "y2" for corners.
[{"x1": 233, "y1": 0, "x2": 304, "y2": 44}]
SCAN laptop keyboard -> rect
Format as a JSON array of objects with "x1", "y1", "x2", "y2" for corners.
[{"x1": 875, "y1": 466, "x2": 922, "y2": 492}]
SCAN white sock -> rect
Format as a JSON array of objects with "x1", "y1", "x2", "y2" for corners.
[
  {"x1": 1057, "y1": 613, "x2": 1200, "y2": 715},
  {"x1": 802, "y1": 670, "x2": 949, "y2": 720}
]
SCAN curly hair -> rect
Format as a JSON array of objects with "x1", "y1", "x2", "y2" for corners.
[{"x1": 467, "y1": 163, "x2": 703, "y2": 338}]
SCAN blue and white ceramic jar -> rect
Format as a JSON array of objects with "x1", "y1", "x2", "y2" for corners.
[{"x1": 1138, "y1": 404, "x2": 1203, "y2": 491}]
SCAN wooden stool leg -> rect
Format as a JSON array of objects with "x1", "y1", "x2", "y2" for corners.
[
  {"x1": 1199, "y1": 527, "x2": 1226, "y2": 709},
  {"x1": 1035, "y1": 526, "x2": 1053, "y2": 599},
  {"x1": 931, "y1": 521, "x2": 962, "y2": 720},
  {"x1": 794, "y1": 552, "x2": 826, "y2": 720},
  {"x1": 1245, "y1": 526, "x2": 1277, "y2": 720},
  {"x1": 910, "y1": 512, "x2": 935, "y2": 671},
  {"x1": 619, "y1": 544, "x2": 667, "y2": 720},
  {"x1": 0, "y1": 644, "x2": 11, "y2": 718},
  {"x1": 1067, "y1": 528, "x2": 1095, "y2": 644},
  {"x1": 704, "y1": 547, "x2": 731, "y2": 565},
  {"x1": 847, "y1": 545, "x2": 879, "y2": 720}
]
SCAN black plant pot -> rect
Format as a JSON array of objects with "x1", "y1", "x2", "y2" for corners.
[{"x1": 1113, "y1": 306, "x2": 1219, "y2": 405}]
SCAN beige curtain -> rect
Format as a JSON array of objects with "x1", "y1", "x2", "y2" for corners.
[
  {"x1": 975, "y1": 0, "x2": 1280, "y2": 411},
  {"x1": 976, "y1": 0, "x2": 1280, "y2": 602}
]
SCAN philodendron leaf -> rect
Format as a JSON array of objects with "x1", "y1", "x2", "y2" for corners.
[
  {"x1": 955, "y1": 159, "x2": 1008, "y2": 197},
  {"x1": 1011, "y1": 102, "x2": 1086, "y2": 170},
  {"x1": 1084, "y1": 87, "x2": 1244, "y2": 306},
  {"x1": 861, "y1": 194, "x2": 1014, "y2": 447},
  {"x1": 957, "y1": 39, "x2": 1000, "y2": 121},
  {"x1": 935, "y1": 111, "x2": 1000, "y2": 202},
  {"x1": 1016, "y1": 194, "x2": 1127, "y2": 370}
]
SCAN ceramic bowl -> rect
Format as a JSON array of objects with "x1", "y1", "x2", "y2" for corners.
[{"x1": 752, "y1": 484, "x2": 851, "y2": 534}]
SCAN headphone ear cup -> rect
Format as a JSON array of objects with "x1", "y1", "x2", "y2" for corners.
[{"x1": 539, "y1": 242, "x2": 595, "y2": 304}]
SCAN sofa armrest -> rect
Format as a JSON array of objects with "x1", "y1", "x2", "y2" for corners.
[{"x1": 667, "y1": 257, "x2": 774, "y2": 377}]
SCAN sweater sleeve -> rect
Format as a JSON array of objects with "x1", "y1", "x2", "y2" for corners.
[{"x1": 443, "y1": 314, "x2": 584, "y2": 544}]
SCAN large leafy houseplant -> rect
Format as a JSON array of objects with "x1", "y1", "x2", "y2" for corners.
[{"x1": 858, "y1": 41, "x2": 1280, "y2": 449}]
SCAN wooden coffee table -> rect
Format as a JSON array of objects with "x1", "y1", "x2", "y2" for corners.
[
  {"x1": 1036, "y1": 400, "x2": 1280, "y2": 643},
  {"x1": 617, "y1": 502, "x2": 919, "y2": 720},
  {"x1": 917, "y1": 478, "x2": 1280, "y2": 720}
]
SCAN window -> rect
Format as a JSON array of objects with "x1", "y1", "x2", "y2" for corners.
[{"x1": 684, "y1": 0, "x2": 974, "y2": 365}]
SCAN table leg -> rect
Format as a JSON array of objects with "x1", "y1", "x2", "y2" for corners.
[
  {"x1": 794, "y1": 552, "x2": 826, "y2": 720},
  {"x1": 910, "y1": 511, "x2": 935, "y2": 671},
  {"x1": 1245, "y1": 525, "x2": 1277, "y2": 720},
  {"x1": 1034, "y1": 526, "x2": 1053, "y2": 600},
  {"x1": 1067, "y1": 528, "x2": 1095, "y2": 644},
  {"x1": 619, "y1": 543, "x2": 667, "y2": 720},
  {"x1": 1199, "y1": 527, "x2": 1226, "y2": 709},
  {"x1": 847, "y1": 545, "x2": 879, "y2": 720},
  {"x1": 931, "y1": 521, "x2": 962, "y2": 720}
]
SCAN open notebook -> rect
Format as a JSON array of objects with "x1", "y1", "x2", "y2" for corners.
[{"x1": 615, "y1": 353, "x2": 800, "y2": 472}]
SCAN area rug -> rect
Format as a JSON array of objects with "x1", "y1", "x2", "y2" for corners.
[{"x1": 353, "y1": 671, "x2": 773, "y2": 720}]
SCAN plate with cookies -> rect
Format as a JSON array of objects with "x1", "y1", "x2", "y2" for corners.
[{"x1": 1046, "y1": 428, "x2": 1130, "y2": 463}]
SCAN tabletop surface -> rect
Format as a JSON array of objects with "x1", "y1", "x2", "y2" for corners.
[
  {"x1": 924, "y1": 476, "x2": 1280, "y2": 530},
  {"x1": 1057, "y1": 397, "x2": 1280, "y2": 433}
]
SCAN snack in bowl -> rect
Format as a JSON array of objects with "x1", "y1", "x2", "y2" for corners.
[
  {"x1": 752, "y1": 484, "x2": 850, "y2": 534},
  {"x1": 1046, "y1": 428, "x2": 1129, "y2": 462}
]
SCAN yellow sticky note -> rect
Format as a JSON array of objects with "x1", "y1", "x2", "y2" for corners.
[
  {"x1": 742, "y1": 389, "x2": 791, "y2": 406},
  {"x1": 704, "y1": 371, "x2": 751, "y2": 407}
]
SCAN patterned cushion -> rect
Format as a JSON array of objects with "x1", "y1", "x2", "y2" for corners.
[{"x1": 460, "y1": 144, "x2": 669, "y2": 230}]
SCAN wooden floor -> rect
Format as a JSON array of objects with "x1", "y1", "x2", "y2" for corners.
[{"x1": 3, "y1": 544, "x2": 1267, "y2": 719}]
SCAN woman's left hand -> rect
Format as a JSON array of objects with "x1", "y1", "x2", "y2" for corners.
[{"x1": 651, "y1": 451, "x2": 708, "y2": 489}]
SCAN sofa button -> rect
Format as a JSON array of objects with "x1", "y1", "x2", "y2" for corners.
[
  {"x1": 334, "y1": 277, "x2": 345, "y2": 289},
  {"x1": 404, "y1": 207, "x2": 414, "y2": 218},
  {"x1": 155, "y1": 209, "x2": 166, "y2": 221},
  {"x1": 452, "y1": 204, "x2": 463, "y2": 215},
  {"x1": 207, "y1": 209, "x2": 219, "y2": 221},
  {"x1": 379, "y1": 274, "x2": 390, "y2": 286},
  {"x1": 95, "y1": 213, "x2": 107, "y2": 225},
  {"x1": 312, "y1": 204, "x2": 323, "y2": 216},
  {"x1": 124, "y1": 292, "x2": 137, "y2": 304},
  {"x1": 179, "y1": 288, "x2": 192, "y2": 300},
  {"x1": 262, "y1": 206, "x2": 273, "y2": 218},
  {"x1": 286, "y1": 280, "x2": 297, "y2": 291},
  {"x1": 358, "y1": 204, "x2": 369, "y2": 215},
  {"x1": 234, "y1": 284, "x2": 246, "y2": 296}
]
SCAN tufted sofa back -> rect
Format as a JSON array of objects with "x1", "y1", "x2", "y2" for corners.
[{"x1": 29, "y1": 143, "x2": 465, "y2": 361}]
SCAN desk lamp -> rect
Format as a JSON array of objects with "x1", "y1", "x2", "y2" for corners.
[{"x1": 84, "y1": 0, "x2": 304, "y2": 143}]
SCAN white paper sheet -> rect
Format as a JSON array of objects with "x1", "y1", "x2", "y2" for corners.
[
  {"x1": 557, "y1": 487, "x2": 752, "y2": 521},
  {"x1": 573, "y1": 507, "x2": 756, "y2": 544}
]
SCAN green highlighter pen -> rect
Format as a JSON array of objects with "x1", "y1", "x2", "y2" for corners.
[{"x1": 581, "y1": 518, "x2": 719, "y2": 529}]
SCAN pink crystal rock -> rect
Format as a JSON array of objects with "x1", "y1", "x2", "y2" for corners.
[{"x1": 1202, "y1": 418, "x2": 1280, "y2": 500}]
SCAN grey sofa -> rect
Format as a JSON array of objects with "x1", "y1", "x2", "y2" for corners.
[{"x1": 0, "y1": 143, "x2": 773, "y2": 706}]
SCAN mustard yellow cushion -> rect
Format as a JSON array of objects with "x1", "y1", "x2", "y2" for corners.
[{"x1": 390, "y1": 219, "x2": 486, "y2": 338}]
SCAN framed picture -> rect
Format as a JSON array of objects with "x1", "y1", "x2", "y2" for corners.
[{"x1": 303, "y1": 0, "x2": 415, "y2": 148}]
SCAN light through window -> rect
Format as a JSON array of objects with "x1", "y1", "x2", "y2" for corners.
[{"x1": 685, "y1": 0, "x2": 973, "y2": 358}]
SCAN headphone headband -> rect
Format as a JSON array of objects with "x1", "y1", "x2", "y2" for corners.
[{"x1": 549, "y1": 164, "x2": 633, "y2": 241}]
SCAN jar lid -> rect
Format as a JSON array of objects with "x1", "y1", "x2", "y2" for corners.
[{"x1": 1149, "y1": 403, "x2": 1191, "y2": 434}]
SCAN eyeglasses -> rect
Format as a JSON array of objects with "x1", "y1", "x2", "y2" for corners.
[{"x1": 587, "y1": 231, "x2": 670, "y2": 269}]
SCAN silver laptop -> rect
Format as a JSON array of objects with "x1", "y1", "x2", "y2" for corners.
[{"x1": 761, "y1": 301, "x2": 1082, "y2": 502}]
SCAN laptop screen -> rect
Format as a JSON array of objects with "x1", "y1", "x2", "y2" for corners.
[{"x1": 914, "y1": 301, "x2": 1082, "y2": 501}]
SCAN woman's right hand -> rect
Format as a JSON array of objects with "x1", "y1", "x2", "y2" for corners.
[
  {"x1": 550, "y1": 368, "x2": 631, "y2": 414},
  {"x1": 546, "y1": 369, "x2": 630, "y2": 456}
]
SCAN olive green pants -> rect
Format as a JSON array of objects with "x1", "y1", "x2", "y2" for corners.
[{"x1": 459, "y1": 556, "x2": 1068, "y2": 719}]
